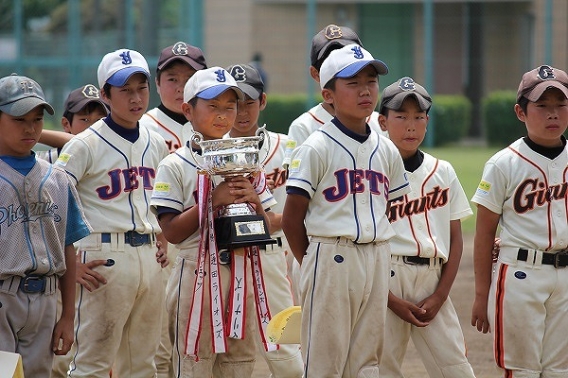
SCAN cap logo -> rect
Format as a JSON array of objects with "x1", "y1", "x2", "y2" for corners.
[
  {"x1": 537, "y1": 65, "x2": 555, "y2": 80},
  {"x1": 119, "y1": 50, "x2": 132, "y2": 65},
  {"x1": 172, "y1": 42, "x2": 188, "y2": 56},
  {"x1": 215, "y1": 69, "x2": 227, "y2": 83},
  {"x1": 229, "y1": 65, "x2": 246, "y2": 82},
  {"x1": 351, "y1": 45, "x2": 364, "y2": 59},
  {"x1": 20, "y1": 80, "x2": 36, "y2": 94},
  {"x1": 399, "y1": 77, "x2": 417, "y2": 91},
  {"x1": 324, "y1": 24, "x2": 343, "y2": 40},
  {"x1": 82, "y1": 84, "x2": 100, "y2": 99}
]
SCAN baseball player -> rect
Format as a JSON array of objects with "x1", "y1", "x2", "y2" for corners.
[
  {"x1": 37, "y1": 84, "x2": 108, "y2": 163},
  {"x1": 226, "y1": 63, "x2": 304, "y2": 377},
  {"x1": 377, "y1": 77, "x2": 476, "y2": 377},
  {"x1": 140, "y1": 41, "x2": 207, "y2": 153},
  {"x1": 471, "y1": 65, "x2": 568, "y2": 377},
  {"x1": 287, "y1": 24, "x2": 387, "y2": 149},
  {"x1": 0, "y1": 74, "x2": 91, "y2": 377},
  {"x1": 282, "y1": 44, "x2": 410, "y2": 377},
  {"x1": 151, "y1": 67, "x2": 276, "y2": 377},
  {"x1": 139, "y1": 41, "x2": 207, "y2": 378},
  {"x1": 55, "y1": 49, "x2": 169, "y2": 377}
]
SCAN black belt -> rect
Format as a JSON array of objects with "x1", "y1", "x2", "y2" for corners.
[
  {"x1": 517, "y1": 248, "x2": 568, "y2": 268},
  {"x1": 259, "y1": 237, "x2": 283, "y2": 250},
  {"x1": 402, "y1": 256, "x2": 440, "y2": 265},
  {"x1": 19, "y1": 275, "x2": 48, "y2": 293},
  {"x1": 101, "y1": 231, "x2": 152, "y2": 247}
]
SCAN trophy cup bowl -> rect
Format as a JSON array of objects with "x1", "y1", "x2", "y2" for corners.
[{"x1": 190, "y1": 126, "x2": 276, "y2": 250}]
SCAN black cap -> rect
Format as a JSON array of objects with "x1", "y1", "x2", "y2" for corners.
[
  {"x1": 311, "y1": 24, "x2": 363, "y2": 70},
  {"x1": 157, "y1": 41, "x2": 207, "y2": 72},
  {"x1": 226, "y1": 64, "x2": 265, "y2": 100},
  {"x1": 64, "y1": 84, "x2": 108, "y2": 114}
]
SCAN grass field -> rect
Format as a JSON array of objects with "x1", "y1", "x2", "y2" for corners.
[{"x1": 422, "y1": 145, "x2": 500, "y2": 234}]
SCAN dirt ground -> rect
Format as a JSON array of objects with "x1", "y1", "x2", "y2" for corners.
[{"x1": 252, "y1": 233, "x2": 501, "y2": 377}]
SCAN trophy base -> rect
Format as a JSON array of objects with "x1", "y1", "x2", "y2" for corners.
[{"x1": 215, "y1": 214, "x2": 276, "y2": 250}]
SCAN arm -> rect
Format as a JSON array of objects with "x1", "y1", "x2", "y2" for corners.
[
  {"x1": 40, "y1": 129, "x2": 73, "y2": 148},
  {"x1": 155, "y1": 233, "x2": 169, "y2": 268},
  {"x1": 282, "y1": 193, "x2": 309, "y2": 265},
  {"x1": 52, "y1": 244, "x2": 76, "y2": 355},
  {"x1": 415, "y1": 219, "x2": 463, "y2": 323},
  {"x1": 158, "y1": 206, "x2": 200, "y2": 245},
  {"x1": 266, "y1": 211, "x2": 282, "y2": 235},
  {"x1": 387, "y1": 291, "x2": 429, "y2": 327},
  {"x1": 471, "y1": 204, "x2": 500, "y2": 333}
]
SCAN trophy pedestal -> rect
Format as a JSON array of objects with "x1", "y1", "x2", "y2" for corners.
[{"x1": 215, "y1": 215, "x2": 276, "y2": 250}]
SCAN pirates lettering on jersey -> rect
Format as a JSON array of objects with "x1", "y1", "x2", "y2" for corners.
[
  {"x1": 388, "y1": 186, "x2": 449, "y2": 222},
  {"x1": 265, "y1": 167, "x2": 288, "y2": 189},
  {"x1": 96, "y1": 166, "x2": 156, "y2": 199},
  {"x1": 513, "y1": 178, "x2": 568, "y2": 213},
  {"x1": 322, "y1": 168, "x2": 389, "y2": 202},
  {"x1": 0, "y1": 201, "x2": 61, "y2": 228}
]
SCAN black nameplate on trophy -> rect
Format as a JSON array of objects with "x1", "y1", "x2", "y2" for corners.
[{"x1": 215, "y1": 214, "x2": 276, "y2": 249}]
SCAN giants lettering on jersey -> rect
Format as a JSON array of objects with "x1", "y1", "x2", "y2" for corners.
[
  {"x1": 0, "y1": 201, "x2": 61, "y2": 228},
  {"x1": 388, "y1": 186, "x2": 449, "y2": 222},
  {"x1": 96, "y1": 167, "x2": 156, "y2": 199},
  {"x1": 513, "y1": 179, "x2": 568, "y2": 213},
  {"x1": 323, "y1": 169, "x2": 389, "y2": 201},
  {"x1": 265, "y1": 167, "x2": 288, "y2": 189}
]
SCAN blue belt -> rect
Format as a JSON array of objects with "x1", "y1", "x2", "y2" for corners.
[
  {"x1": 19, "y1": 275, "x2": 48, "y2": 293},
  {"x1": 101, "y1": 231, "x2": 152, "y2": 247}
]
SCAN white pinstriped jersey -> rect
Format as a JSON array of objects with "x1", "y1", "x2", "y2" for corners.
[
  {"x1": 288, "y1": 103, "x2": 387, "y2": 147},
  {"x1": 287, "y1": 121, "x2": 410, "y2": 243},
  {"x1": 471, "y1": 138, "x2": 568, "y2": 251},
  {"x1": 388, "y1": 152, "x2": 472, "y2": 262},
  {"x1": 140, "y1": 107, "x2": 193, "y2": 153},
  {"x1": 150, "y1": 145, "x2": 277, "y2": 251},
  {"x1": 55, "y1": 118, "x2": 169, "y2": 234}
]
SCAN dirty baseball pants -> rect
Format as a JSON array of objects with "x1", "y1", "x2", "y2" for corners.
[{"x1": 67, "y1": 233, "x2": 164, "y2": 377}]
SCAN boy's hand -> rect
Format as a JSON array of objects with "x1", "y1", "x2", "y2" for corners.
[
  {"x1": 156, "y1": 240, "x2": 169, "y2": 268},
  {"x1": 389, "y1": 295, "x2": 429, "y2": 327},
  {"x1": 76, "y1": 254, "x2": 108, "y2": 292},
  {"x1": 471, "y1": 296, "x2": 491, "y2": 333},
  {"x1": 414, "y1": 292, "x2": 445, "y2": 323},
  {"x1": 492, "y1": 238, "x2": 501, "y2": 263},
  {"x1": 52, "y1": 316, "x2": 74, "y2": 355},
  {"x1": 227, "y1": 176, "x2": 262, "y2": 206}
]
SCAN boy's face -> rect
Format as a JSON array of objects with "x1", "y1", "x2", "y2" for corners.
[
  {"x1": 378, "y1": 97, "x2": 428, "y2": 160},
  {"x1": 0, "y1": 106, "x2": 44, "y2": 157},
  {"x1": 322, "y1": 65, "x2": 379, "y2": 127},
  {"x1": 182, "y1": 89, "x2": 238, "y2": 140},
  {"x1": 231, "y1": 94, "x2": 266, "y2": 137},
  {"x1": 101, "y1": 73, "x2": 149, "y2": 129},
  {"x1": 515, "y1": 88, "x2": 568, "y2": 147},
  {"x1": 62, "y1": 105, "x2": 107, "y2": 135},
  {"x1": 157, "y1": 62, "x2": 197, "y2": 115}
]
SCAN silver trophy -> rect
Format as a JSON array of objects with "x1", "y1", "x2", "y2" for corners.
[{"x1": 190, "y1": 126, "x2": 276, "y2": 249}]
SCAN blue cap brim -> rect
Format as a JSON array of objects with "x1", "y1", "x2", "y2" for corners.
[
  {"x1": 197, "y1": 85, "x2": 244, "y2": 100},
  {"x1": 106, "y1": 67, "x2": 150, "y2": 87},
  {"x1": 336, "y1": 60, "x2": 389, "y2": 79}
]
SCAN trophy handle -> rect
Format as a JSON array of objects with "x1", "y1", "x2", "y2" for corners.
[
  {"x1": 188, "y1": 131, "x2": 207, "y2": 172},
  {"x1": 256, "y1": 124, "x2": 271, "y2": 167}
]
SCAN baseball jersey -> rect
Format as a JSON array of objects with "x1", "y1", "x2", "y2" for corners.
[
  {"x1": 140, "y1": 107, "x2": 192, "y2": 153},
  {"x1": 471, "y1": 137, "x2": 568, "y2": 251},
  {"x1": 388, "y1": 152, "x2": 472, "y2": 262},
  {"x1": 287, "y1": 119, "x2": 410, "y2": 243},
  {"x1": 150, "y1": 145, "x2": 277, "y2": 251},
  {"x1": 0, "y1": 158, "x2": 90, "y2": 280},
  {"x1": 287, "y1": 103, "x2": 387, "y2": 147},
  {"x1": 36, "y1": 148, "x2": 60, "y2": 164},
  {"x1": 55, "y1": 118, "x2": 169, "y2": 234}
]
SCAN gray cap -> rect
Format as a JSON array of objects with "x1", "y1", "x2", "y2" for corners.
[
  {"x1": 0, "y1": 74, "x2": 54, "y2": 116},
  {"x1": 379, "y1": 77, "x2": 432, "y2": 114},
  {"x1": 226, "y1": 63, "x2": 265, "y2": 100}
]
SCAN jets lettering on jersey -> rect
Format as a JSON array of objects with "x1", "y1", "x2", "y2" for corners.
[
  {"x1": 0, "y1": 201, "x2": 61, "y2": 228},
  {"x1": 388, "y1": 186, "x2": 449, "y2": 222},
  {"x1": 323, "y1": 169, "x2": 389, "y2": 201},
  {"x1": 514, "y1": 178, "x2": 568, "y2": 213},
  {"x1": 97, "y1": 167, "x2": 156, "y2": 199}
]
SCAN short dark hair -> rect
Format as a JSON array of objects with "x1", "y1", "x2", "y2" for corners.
[
  {"x1": 517, "y1": 96, "x2": 529, "y2": 114},
  {"x1": 63, "y1": 102, "x2": 107, "y2": 124},
  {"x1": 323, "y1": 77, "x2": 337, "y2": 91}
]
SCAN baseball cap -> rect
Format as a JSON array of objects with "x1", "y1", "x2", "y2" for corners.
[
  {"x1": 311, "y1": 24, "x2": 363, "y2": 70},
  {"x1": 379, "y1": 77, "x2": 432, "y2": 114},
  {"x1": 226, "y1": 64, "x2": 265, "y2": 100},
  {"x1": 64, "y1": 84, "x2": 108, "y2": 114},
  {"x1": 319, "y1": 44, "x2": 388, "y2": 90},
  {"x1": 184, "y1": 66, "x2": 244, "y2": 103},
  {"x1": 517, "y1": 65, "x2": 568, "y2": 102},
  {"x1": 0, "y1": 73, "x2": 54, "y2": 116},
  {"x1": 157, "y1": 41, "x2": 207, "y2": 72},
  {"x1": 97, "y1": 49, "x2": 150, "y2": 89}
]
